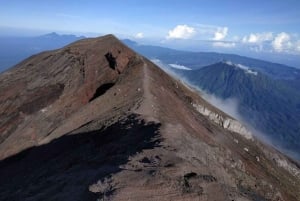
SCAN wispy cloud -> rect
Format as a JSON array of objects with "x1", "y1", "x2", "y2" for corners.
[{"x1": 213, "y1": 41, "x2": 236, "y2": 48}]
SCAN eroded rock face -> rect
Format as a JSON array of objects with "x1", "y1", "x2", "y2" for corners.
[{"x1": 192, "y1": 103, "x2": 253, "y2": 140}]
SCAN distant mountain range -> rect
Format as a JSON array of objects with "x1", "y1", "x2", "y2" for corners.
[
  {"x1": 123, "y1": 39, "x2": 300, "y2": 80},
  {"x1": 123, "y1": 39, "x2": 300, "y2": 159},
  {"x1": 0, "y1": 32, "x2": 84, "y2": 72}
]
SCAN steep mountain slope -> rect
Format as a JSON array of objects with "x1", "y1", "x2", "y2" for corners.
[
  {"x1": 174, "y1": 62, "x2": 300, "y2": 159},
  {"x1": 0, "y1": 35, "x2": 299, "y2": 201}
]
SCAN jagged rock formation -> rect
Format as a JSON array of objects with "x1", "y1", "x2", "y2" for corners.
[
  {"x1": 192, "y1": 103, "x2": 253, "y2": 140},
  {"x1": 0, "y1": 35, "x2": 299, "y2": 201}
]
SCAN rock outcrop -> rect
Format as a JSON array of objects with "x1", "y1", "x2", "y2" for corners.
[{"x1": 192, "y1": 103, "x2": 253, "y2": 140}]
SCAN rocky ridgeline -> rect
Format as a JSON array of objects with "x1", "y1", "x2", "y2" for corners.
[{"x1": 192, "y1": 103, "x2": 253, "y2": 140}]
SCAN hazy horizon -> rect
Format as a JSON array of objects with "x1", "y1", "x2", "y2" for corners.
[
  {"x1": 0, "y1": 29, "x2": 299, "y2": 68},
  {"x1": 1, "y1": 0, "x2": 300, "y2": 67}
]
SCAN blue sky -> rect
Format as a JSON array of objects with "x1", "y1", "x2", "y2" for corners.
[{"x1": 1, "y1": 0, "x2": 300, "y2": 59}]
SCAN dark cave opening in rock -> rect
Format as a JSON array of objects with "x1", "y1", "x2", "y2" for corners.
[{"x1": 89, "y1": 83, "x2": 115, "y2": 102}]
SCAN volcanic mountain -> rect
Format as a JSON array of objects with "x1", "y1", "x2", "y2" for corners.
[
  {"x1": 173, "y1": 61, "x2": 300, "y2": 159},
  {"x1": 0, "y1": 35, "x2": 299, "y2": 201}
]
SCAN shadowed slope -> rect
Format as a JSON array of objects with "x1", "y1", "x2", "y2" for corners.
[{"x1": 0, "y1": 114, "x2": 161, "y2": 201}]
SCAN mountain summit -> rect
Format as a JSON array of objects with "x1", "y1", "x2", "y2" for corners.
[{"x1": 0, "y1": 35, "x2": 299, "y2": 201}]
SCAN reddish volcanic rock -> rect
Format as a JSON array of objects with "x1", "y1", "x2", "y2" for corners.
[{"x1": 0, "y1": 35, "x2": 138, "y2": 158}]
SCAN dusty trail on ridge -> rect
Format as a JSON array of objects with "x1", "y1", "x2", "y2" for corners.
[{"x1": 134, "y1": 57, "x2": 158, "y2": 121}]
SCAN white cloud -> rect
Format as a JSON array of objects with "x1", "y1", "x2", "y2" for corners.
[
  {"x1": 272, "y1": 32, "x2": 292, "y2": 52},
  {"x1": 242, "y1": 32, "x2": 273, "y2": 43},
  {"x1": 168, "y1": 63, "x2": 191, "y2": 70},
  {"x1": 213, "y1": 41, "x2": 236, "y2": 48},
  {"x1": 166, "y1": 24, "x2": 230, "y2": 42},
  {"x1": 213, "y1": 27, "x2": 228, "y2": 40},
  {"x1": 240, "y1": 32, "x2": 300, "y2": 54},
  {"x1": 225, "y1": 61, "x2": 258, "y2": 76},
  {"x1": 167, "y1": 25, "x2": 196, "y2": 39},
  {"x1": 135, "y1": 32, "x2": 144, "y2": 39},
  {"x1": 296, "y1": 41, "x2": 300, "y2": 52}
]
